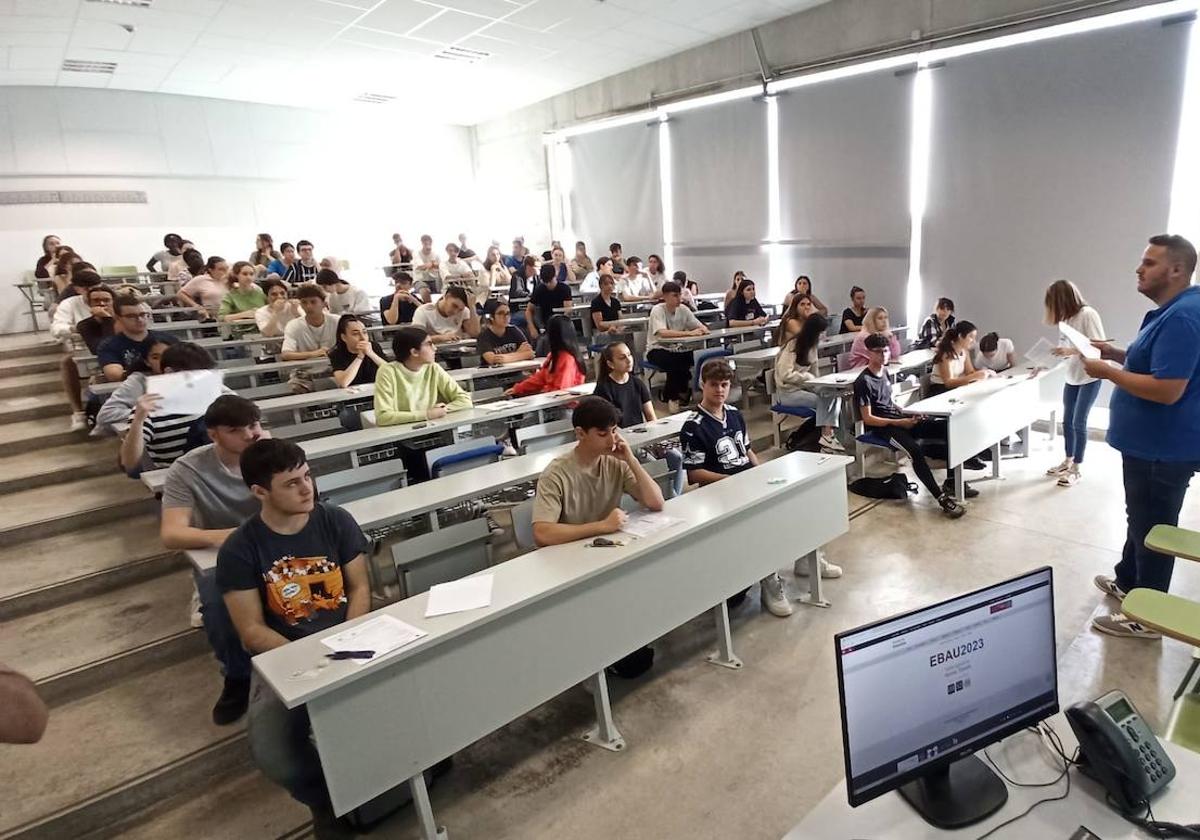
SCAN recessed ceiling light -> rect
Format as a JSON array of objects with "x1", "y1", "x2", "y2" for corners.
[
  {"x1": 433, "y1": 46, "x2": 490, "y2": 64},
  {"x1": 353, "y1": 93, "x2": 397, "y2": 104},
  {"x1": 62, "y1": 59, "x2": 118, "y2": 74},
  {"x1": 85, "y1": 0, "x2": 153, "y2": 7}
]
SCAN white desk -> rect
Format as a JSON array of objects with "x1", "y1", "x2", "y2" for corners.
[
  {"x1": 89, "y1": 358, "x2": 325, "y2": 397},
  {"x1": 807, "y1": 349, "x2": 935, "y2": 389},
  {"x1": 783, "y1": 714, "x2": 1200, "y2": 839},
  {"x1": 656, "y1": 321, "x2": 780, "y2": 351},
  {"x1": 184, "y1": 548, "x2": 217, "y2": 574},
  {"x1": 902, "y1": 366, "x2": 1066, "y2": 500},
  {"x1": 305, "y1": 385, "x2": 595, "y2": 467},
  {"x1": 254, "y1": 452, "x2": 851, "y2": 835}
]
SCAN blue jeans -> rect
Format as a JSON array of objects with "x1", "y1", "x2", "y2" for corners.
[
  {"x1": 195, "y1": 568, "x2": 252, "y2": 681},
  {"x1": 247, "y1": 674, "x2": 332, "y2": 809},
  {"x1": 1062, "y1": 380, "x2": 1101, "y2": 462},
  {"x1": 1113, "y1": 456, "x2": 1199, "y2": 593},
  {"x1": 774, "y1": 387, "x2": 840, "y2": 428}
]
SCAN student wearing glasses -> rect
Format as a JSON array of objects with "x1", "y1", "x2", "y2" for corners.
[{"x1": 97, "y1": 295, "x2": 176, "y2": 382}]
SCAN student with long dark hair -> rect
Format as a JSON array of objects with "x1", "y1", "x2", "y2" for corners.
[
  {"x1": 840, "y1": 286, "x2": 868, "y2": 334},
  {"x1": 1043, "y1": 279, "x2": 1106, "y2": 487},
  {"x1": 35, "y1": 234, "x2": 60, "y2": 278},
  {"x1": 929, "y1": 320, "x2": 990, "y2": 396},
  {"x1": 249, "y1": 233, "x2": 280, "y2": 269},
  {"x1": 775, "y1": 292, "x2": 818, "y2": 345},
  {"x1": 506, "y1": 315, "x2": 586, "y2": 396},
  {"x1": 773, "y1": 313, "x2": 844, "y2": 452},
  {"x1": 783, "y1": 274, "x2": 828, "y2": 316},
  {"x1": 725, "y1": 278, "x2": 769, "y2": 327},
  {"x1": 373, "y1": 326, "x2": 472, "y2": 426},
  {"x1": 595, "y1": 341, "x2": 654, "y2": 426},
  {"x1": 329, "y1": 314, "x2": 388, "y2": 388},
  {"x1": 218, "y1": 261, "x2": 266, "y2": 335}
]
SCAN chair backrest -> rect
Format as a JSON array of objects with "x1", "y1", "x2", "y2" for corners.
[
  {"x1": 691, "y1": 347, "x2": 734, "y2": 392},
  {"x1": 101, "y1": 265, "x2": 138, "y2": 277},
  {"x1": 317, "y1": 460, "x2": 407, "y2": 507},
  {"x1": 389, "y1": 518, "x2": 491, "y2": 599},
  {"x1": 642, "y1": 457, "x2": 683, "y2": 500},
  {"x1": 512, "y1": 498, "x2": 536, "y2": 551},
  {"x1": 515, "y1": 418, "x2": 575, "y2": 454},
  {"x1": 425, "y1": 439, "x2": 504, "y2": 478},
  {"x1": 835, "y1": 351, "x2": 855, "y2": 372}
]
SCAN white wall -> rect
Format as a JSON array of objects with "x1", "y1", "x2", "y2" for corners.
[{"x1": 0, "y1": 87, "x2": 476, "y2": 333}]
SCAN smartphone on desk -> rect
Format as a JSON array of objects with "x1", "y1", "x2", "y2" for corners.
[{"x1": 1065, "y1": 689, "x2": 1175, "y2": 813}]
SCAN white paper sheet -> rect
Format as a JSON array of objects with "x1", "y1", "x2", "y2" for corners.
[
  {"x1": 320, "y1": 614, "x2": 427, "y2": 666},
  {"x1": 1024, "y1": 337, "x2": 1059, "y2": 370},
  {"x1": 424, "y1": 574, "x2": 494, "y2": 617},
  {"x1": 148, "y1": 369, "x2": 225, "y2": 416},
  {"x1": 620, "y1": 511, "x2": 685, "y2": 539},
  {"x1": 1057, "y1": 321, "x2": 1100, "y2": 359},
  {"x1": 482, "y1": 399, "x2": 527, "y2": 412}
]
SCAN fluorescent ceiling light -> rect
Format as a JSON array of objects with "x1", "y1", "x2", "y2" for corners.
[
  {"x1": 658, "y1": 84, "x2": 762, "y2": 115},
  {"x1": 767, "y1": 54, "x2": 917, "y2": 94},
  {"x1": 552, "y1": 109, "x2": 658, "y2": 139}
]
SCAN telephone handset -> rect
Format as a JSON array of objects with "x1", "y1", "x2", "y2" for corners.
[{"x1": 1065, "y1": 689, "x2": 1175, "y2": 813}]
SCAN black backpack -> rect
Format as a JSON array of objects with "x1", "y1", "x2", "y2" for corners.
[{"x1": 849, "y1": 474, "x2": 916, "y2": 500}]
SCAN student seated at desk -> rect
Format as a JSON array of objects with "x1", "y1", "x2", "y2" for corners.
[
  {"x1": 161, "y1": 395, "x2": 264, "y2": 726},
  {"x1": 477, "y1": 299, "x2": 534, "y2": 365},
  {"x1": 774, "y1": 314, "x2": 845, "y2": 453},
  {"x1": 413, "y1": 286, "x2": 480, "y2": 344},
  {"x1": 723, "y1": 270, "x2": 746, "y2": 310},
  {"x1": 316, "y1": 269, "x2": 372, "y2": 318},
  {"x1": 775, "y1": 292, "x2": 818, "y2": 346},
  {"x1": 373, "y1": 326, "x2": 472, "y2": 426},
  {"x1": 98, "y1": 295, "x2": 178, "y2": 383},
  {"x1": 647, "y1": 282, "x2": 710, "y2": 412},
  {"x1": 177, "y1": 256, "x2": 229, "y2": 320},
  {"x1": 975, "y1": 331, "x2": 1016, "y2": 372},
  {"x1": 76, "y1": 283, "x2": 116, "y2": 354},
  {"x1": 854, "y1": 334, "x2": 968, "y2": 516},
  {"x1": 617, "y1": 257, "x2": 655, "y2": 303},
  {"x1": 255, "y1": 278, "x2": 302, "y2": 338},
  {"x1": 50, "y1": 268, "x2": 107, "y2": 431},
  {"x1": 725, "y1": 278, "x2": 769, "y2": 327},
  {"x1": 839, "y1": 286, "x2": 868, "y2": 334},
  {"x1": 929, "y1": 320, "x2": 992, "y2": 396},
  {"x1": 595, "y1": 342, "x2": 654, "y2": 426},
  {"x1": 681, "y1": 359, "x2": 799, "y2": 614},
  {"x1": 590, "y1": 270, "x2": 624, "y2": 337},
  {"x1": 120, "y1": 342, "x2": 225, "y2": 474},
  {"x1": 847, "y1": 307, "x2": 902, "y2": 368},
  {"x1": 329, "y1": 314, "x2": 388, "y2": 388},
  {"x1": 379, "y1": 271, "x2": 422, "y2": 326},
  {"x1": 526, "y1": 263, "x2": 573, "y2": 341},
  {"x1": 94, "y1": 336, "x2": 175, "y2": 437},
  {"x1": 217, "y1": 439, "x2": 370, "y2": 838},
  {"x1": 506, "y1": 315, "x2": 586, "y2": 397},
  {"x1": 531, "y1": 397, "x2": 664, "y2": 677},
  {"x1": 219, "y1": 261, "x2": 268, "y2": 336},
  {"x1": 783, "y1": 275, "x2": 828, "y2": 317},
  {"x1": 913, "y1": 297, "x2": 955, "y2": 350},
  {"x1": 673, "y1": 271, "x2": 699, "y2": 310}
]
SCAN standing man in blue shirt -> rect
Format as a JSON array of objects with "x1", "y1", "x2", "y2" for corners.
[{"x1": 1089, "y1": 235, "x2": 1200, "y2": 640}]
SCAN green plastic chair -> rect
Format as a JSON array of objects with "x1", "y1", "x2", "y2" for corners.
[
  {"x1": 1146, "y1": 524, "x2": 1200, "y2": 563},
  {"x1": 1124, "y1": 584, "x2": 1200, "y2": 754},
  {"x1": 101, "y1": 265, "x2": 139, "y2": 278}
]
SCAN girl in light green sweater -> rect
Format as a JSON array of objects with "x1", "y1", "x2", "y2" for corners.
[{"x1": 374, "y1": 326, "x2": 472, "y2": 426}]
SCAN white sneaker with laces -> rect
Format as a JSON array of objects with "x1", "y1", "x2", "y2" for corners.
[
  {"x1": 1093, "y1": 575, "x2": 1127, "y2": 601},
  {"x1": 1092, "y1": 612, "x2": 1160, "y2": 640},
  {"x1": 818, "y1": 433, "x2": 846, "y2": 453},
  {"x1": 1057, "y1": 467, "x2": 1080, "y2": 487},
  {"x1": 189, "y1": 588, "x2": 204, "y2": 629},
  {"x1": 69, "y1": 411, "x2": 87, "y2": 432},
  {"x1": 760, "y1": 573, "x2": 793, "y2": 617},
  {"x1": 1045, "y1": 459, "x2": 1072, "y2": 477},
  {"x1": 793, "y1": 554, "x2": 843, "y2": 579}
]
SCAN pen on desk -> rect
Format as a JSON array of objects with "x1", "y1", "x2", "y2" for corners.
[
  {"x1": 325, "y1": 650, "x2": 375, "y2": 660},
  {"x1": 817, "y1": 456, "x2": 831, "y2": 465}
]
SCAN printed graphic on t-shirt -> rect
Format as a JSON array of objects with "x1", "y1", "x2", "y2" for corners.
[{"x1": 263, "y1": 555, "x2": 346, "y2": 627}]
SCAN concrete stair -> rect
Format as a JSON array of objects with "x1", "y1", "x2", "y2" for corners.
[
  {"x1": 0, "y1": 473, "x2": 157, "y2": 546},
  {"x1": 0, "y1": 416, "x2": 90, "y2": 457},
  {"x1": 0, "y1": 370, "x2": 61, "y2": 398},
  {"x1": 0, "y1": 339, "x2": 59, "y2": 361},
  {"x1": 0, "y1": 354, "x2": 60, "y2": 378},
  {"x1": 0, "y1": 391, "x2": 72, "y2": 423},
  {"x1": 0, "y1": 441, "x2": 119, "y2": 494}
]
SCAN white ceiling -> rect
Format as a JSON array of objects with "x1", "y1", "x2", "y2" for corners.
[{"x1": 0, "y1": 0, "x2": 831, "y2": 125}]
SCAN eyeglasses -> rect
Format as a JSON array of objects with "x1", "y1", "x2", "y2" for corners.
[{"x1": 121, "y1": 311, "x2": 151, "y2": 320}]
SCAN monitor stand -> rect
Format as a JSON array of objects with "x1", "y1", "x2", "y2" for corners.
[{"x1": 897, "y1": 753, "x2": 1009, "y2": 829}]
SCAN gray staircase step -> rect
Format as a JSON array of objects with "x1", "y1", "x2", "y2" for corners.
[
  {"x1": 0, "y1": 568, "x2": 202, "y2": 704},
  {"x1": 0, "y1": 354, "x2": 60, "y2": 377},
  {"x1": 0, "y1": 515, "x2": 180, "y2": 620},
  {"x1": 0, "y1": 440, "x2": 118, "y2": 495},
  {"x1": 0, "y1": 391, "x2": 71, "y2": 423},
  {"x1": 0, "y1": 337, "x2": 60, "y2": 361},
  {"x1": 0, "y1": 416, "x2": 88, "y2": 457},
  {"x1": 0, "y1": 473, "x2": 155, "y2": 546},
  {"x1": 0, "y1": 370, "x2": 60, "y2": 398},
  {"x1": 0, "y1": 656, "x2": 251, "y2": 840}
]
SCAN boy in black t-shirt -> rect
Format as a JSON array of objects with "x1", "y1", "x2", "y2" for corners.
[
  {"x1": 477, "y1": 299, "x2": 534, "y2": 365},
  {"x1": 853, "y1": 333, "x2": 966, "y2": 517},
  {"x1": 217, "y1": 439, "x2": 370, "y2": 836},
  {"x1": 97, "y1": 295, "x2": 175, "y2": 382},
  {"x1": 526, "y1": 263, "x2": 573, "y2": 338},
  {"x1": 380, "y1": 271, "x2": 422, "y2": 325},
  {"x1": 680, "y1": 359, "x2": 797, "y2": 617}
]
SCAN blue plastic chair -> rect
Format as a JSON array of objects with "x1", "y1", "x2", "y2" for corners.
[
  {"x1": 770, "y1": 403, "x2": 816, "y2": 449},
  {"x1": 429, "y1": 443, "x2": 505, "y2": 479}
]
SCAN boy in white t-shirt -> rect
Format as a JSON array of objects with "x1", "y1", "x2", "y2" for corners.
[
  {"x1": 412, "y1": 286, "x2": 480, "y2": 343},
  {"x1": 974, "y1": 332, "x2": 1016, "y2": 372}
]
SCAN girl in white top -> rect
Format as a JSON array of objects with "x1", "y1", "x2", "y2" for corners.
[
  {"x1": 773, "y1": 312, "x2": 844, "y2": 452},
  {"x1": 929, "y1": 320, "x2": 992, "y2": 394},
  {"x1": 255, "y1": 278, "x2": 302, "y2": 338},
  {"x1": 1043, "y1": 279, "x2": 1106, "y2": 486}
]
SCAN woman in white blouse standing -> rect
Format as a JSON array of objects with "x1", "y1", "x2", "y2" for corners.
[{"x1": 1044, "y1": 279, "x2": 1106, "y2": 487}]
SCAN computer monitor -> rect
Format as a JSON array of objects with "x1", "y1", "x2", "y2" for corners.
[{"x1": 834, "y1": 567, "x2": 1058, "y2": 828}]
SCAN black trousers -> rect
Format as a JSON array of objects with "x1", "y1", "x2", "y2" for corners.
[
  {"x1": 646, "y1": 348, "x2": 693, "y2": 401},
  {"x1": 878, "y1": 419, "x2": 956, "y2": 498}
]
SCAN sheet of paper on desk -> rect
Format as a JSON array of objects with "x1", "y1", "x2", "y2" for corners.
[
  {"x1": 425, "y1": 574, "x2": 494, "y2": 617},
  {"x1": 620, "y1": 511, "x2": 685, "y2": 539},
  {"x1": 148, "y1": 369, "x2": 224, "y2": 416},
  {"x1": 320, "y1": 614, "x2": 427, "y2": 665},
  {"x1": 1058, "y1": 321, "x2": 1100, "y2": 359},
  {"x1": 483, "y1": 400, "x2": 526, "y2": 412},
  {"x1": 1024, "y1": 337, "x2": 1059, "y2": 369}
]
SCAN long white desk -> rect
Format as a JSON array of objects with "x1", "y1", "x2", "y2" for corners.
[
  {"x1": 305, "y1": 384, "x2": 595, "y2": 467},
  {"x1": 806, "y1": 349, "x2": 935, "y2": 389},
  {"x1": 783, "y1": 713, "x2": 1200, "y2": 839},
  {"x1": 89, "y1": 358, "x2": 326, "y2": 397},
  {"x1": 655, "y1": 320, "x2": 780, "y2": 351},
  {"x1": 254, "y1": 451, "x2": 851, "y2": 835},
  {"x1": 902, "y1": 365, "x2": 1066, "y2": 500}
]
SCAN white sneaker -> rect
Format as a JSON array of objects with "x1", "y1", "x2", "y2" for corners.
[
  {"x1": 759, "y1": 573, "x2": 793, "y2": 617},
  {"x1": 1057, "y1": 467, "x2": 1080, "y2": 487},
  {"x1": 69, "y1": 411, "x2": 87, "y2": 432},
  {"x1": 1092, "y1": 612, "x2": 1160, "y2": 640},
  {"x1": 500, "y1": 442, "x2": 518, "y2": 457},
  {"x1": 794, "y1": 554, "x2": 843, "y2": 579},
  {"x1": 667, "y1": 400, "x2": 681, "y2": 414},
  {"x1": 189, "y1": 588, "x2": 204, "y2": 629},
  {"x1": 1045, "y1": 459, "x2": 1072, "y2": 477},
  {"x1": 818, "y1": 433, "x2": 846, "y2": 453}
]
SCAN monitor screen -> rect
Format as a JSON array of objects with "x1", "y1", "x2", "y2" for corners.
[{"x1": 835, "y1": 567, "x2": 1058, "y2": 806}]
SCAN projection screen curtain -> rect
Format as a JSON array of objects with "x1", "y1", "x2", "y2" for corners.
[
  {"x1": 567, "y1": 120, "x2": 663, "y2": 261},
  {"x1": 921, "y1": 18, "x2": 1191, "y2": 399},
  {"x1": 775, "y1": 68, "x2": 914, "y2": 315}
]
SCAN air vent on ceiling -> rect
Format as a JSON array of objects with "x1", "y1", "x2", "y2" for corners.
[
  {"x1": 353, "y1": 93, "x2": 396, "y2": 104},
  {"x1": 0, "y1": 190, "x2": 147, "y2": 206},
  {"x1": 62, "y1": 59, "x2": 118, "y2": 74},
  {"x1": 85, "y1": 0, "x2": 153, "y2": 7},
  {"x1": 433, "y1": 46, "x2": 490, "y2": 64}
]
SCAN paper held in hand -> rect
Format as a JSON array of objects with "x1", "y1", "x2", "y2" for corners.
[
  {"x1": 1058, "y1": 321, "x2": 1101, "y2": 359},
  {"x1": 1024, "y1": 337, "x2": 1059, "y2": 370},
  {"x1": 147, "y1": 369, "x2": 224, "y2": 415},
  {"x1": 320, "y1": 614, "x2": 427, "y2": 666}
]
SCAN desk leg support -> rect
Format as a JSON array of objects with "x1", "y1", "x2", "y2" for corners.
[
  {"x1": 1048, "y1": 410, "x2": 1057, "y2": 441},
  {"x1": 581, "y1": 670, "x2": 626, "y2": 752},
  {"x1": 955, "y1": 466, "x2": 965, "y2": 503},
  {"x1": 706, "y1": 603, "x2": 744, "y2": 669},
  {"x1": 1021, "y1": 424, "x2": 1032, "y2": 458},
  {"x1": 408, "y1": 772, "x2": 448, "y2": 840},
  {"x1": 990, "y1": 442, "x2": 1002, "y2": 480},
  {"x1": 797, "y1": 550, "x2": 831, "y2": 609}
]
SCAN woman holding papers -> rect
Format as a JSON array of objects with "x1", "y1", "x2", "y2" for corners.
[
  {"x1": 373, "y1": 326, "x2": 471, "y2": 427},
  {"x1": 1044, "y1": 279, "x2": 1106, "y2": 487}
]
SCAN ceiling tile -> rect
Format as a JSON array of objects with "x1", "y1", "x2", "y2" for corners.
[
  {"x1": 15, "y1": 0, "x2": 76, "y2": 15},
  {"x1": 69, "y1": 18, "x2": 135, "y2": 51},
  {"x1": 57, "y1": 72, "x2": 112, "y2": 89},
  {"x1": 431, "y1": 0, "x2": 524, "y2": 19},
  {"x1": 143, "y1": 0, "x2": 223, "y2": 16},
  {"x1": 223, "y1": 0, "x2": 366, "y2": 26},
  {"x1": 0, "y1": 30, "x2": 71, "y2": 48},
  {"x1": 456, "y1": 32, "x2": 552, "y2": 61},
  {"x1": 125, "y1": 25, "x2": 199, "y2": 56},
  {"x1": 336, "y1": 27, "x2": 435, "y2": 56},
  {"x1": 405, "y1": 8, "x2": 489, "y2": 43},
  {"x1": 316, "y1": 0, "x2": 376, "y2": 8},
  {"x1": 9, "y1": 46, "x2": 63, "y2": 70},
  {"x1": 2, "y1": 15, "x2": 73, "y2": 32},
  {"x1": 0, "y1": 70, "x2": 58, "y2": 85},
  {"x1": 355, "y1": 0, "x2": 442, "y2": 35},
  {"x1": 166, "y1": 59, "x2": 235, "y2": 83},
  {"x1": 501, "y1": 0, "x2": 593, "y2": 32}
]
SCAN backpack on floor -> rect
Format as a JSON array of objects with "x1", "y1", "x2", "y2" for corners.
[
  {"x1": 785, "y1": 425, "x2": 822, "y2": 453},
  {"x1": 849, "y1": 474, "x2": 916, "y2": 500}
]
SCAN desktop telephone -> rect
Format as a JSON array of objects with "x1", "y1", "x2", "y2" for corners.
[{"x1": 1066, "y1": 689, "x2": 1176, "y2": 813}]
